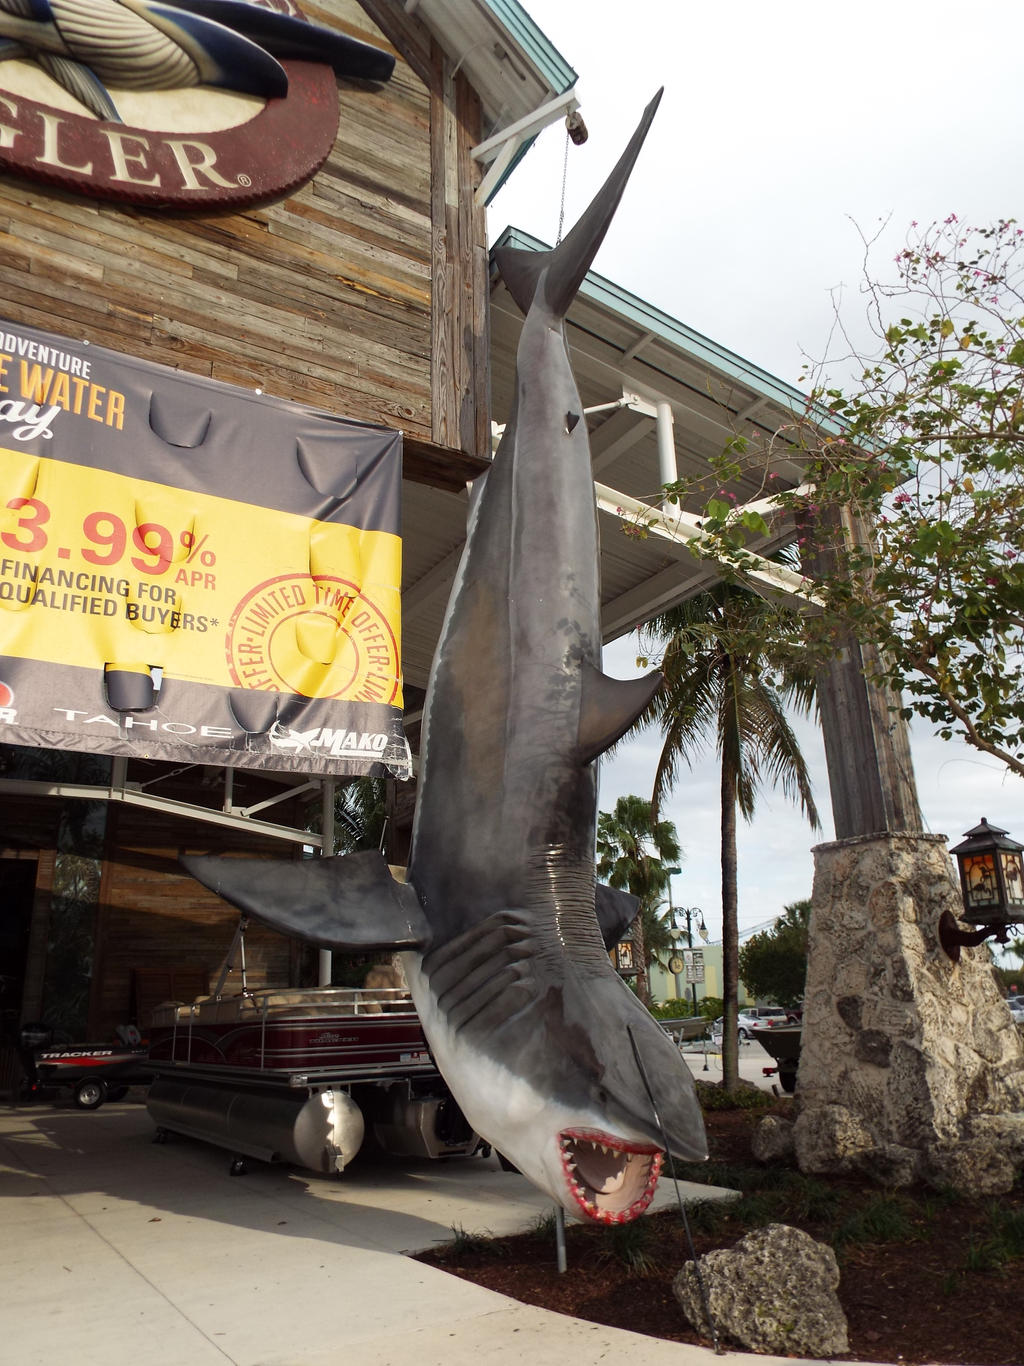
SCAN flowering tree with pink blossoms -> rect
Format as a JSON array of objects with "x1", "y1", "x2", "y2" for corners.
[{"x1": 674, "y1": 216, "x2": 1024, "y2": 780}]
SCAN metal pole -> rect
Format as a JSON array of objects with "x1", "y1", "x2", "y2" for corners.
[
  {"x1": 666, "y1": 866, "x2": 682, "y2": 1003},
  {"x1": 554, "y1": 1205, "x2": 567, "y2": 1273},
  {"x1": 318, "y1": 778, "x2": 335, "y2": 987},
  {"x1": 688, "y1": 908, "x2": 698, "y2": 1014}
]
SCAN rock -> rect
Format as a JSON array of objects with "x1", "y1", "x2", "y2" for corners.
[
  {"x1": 867, "y1": 1142, "x2": 919, "y2": 1188},
  {"x1": 925, "y1": 1140, "x2": 1017, "y2": 1196},
  {"x1": 967, "y1": 1112, "x2": 1024, "y2": 1160},
  {"x1": 793, "y1": 1102, "x2": 876, "y2": 1175},
  {"x1": 797, "y1": 833, "x2": 1024, "y2": 1191},
  {"x1": 751, "y1": 1114, "x2": 795, "y2": 1163},
  {"x1": 673, "y1": 1223, "x2": 849, "y2": 1359}
]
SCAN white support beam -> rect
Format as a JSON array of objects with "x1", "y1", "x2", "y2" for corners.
[
  {"x1": 0, "y1": 778, "x2": 322, "y2": 846},
  {"x1": 655, "y1": 399, "x2": 677, "y2": 488},
  {"x1": 235, "y1": 780, "x2": 321, "y2": 819},
  {"x1": 319, "y1": 778, "x2": 335, "y2": 986},
  {"x1": 471, "y1": 87, "x2": 580, "y2": 162},
  {"x1": 593, "y1": 482, "x2": 822, "y2": 608},
  {"x1": 473, "y1": 87, "x2": 580, "y2": 205}
]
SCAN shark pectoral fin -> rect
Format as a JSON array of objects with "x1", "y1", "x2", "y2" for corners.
[
  {"x1": 595, "y1": 883, "x2": 639, "y2": 950},
  {"x1": 180, "y1": 848, "x2": 428, "y2": 952},
  {"x1": 577, "y1": 662, "x2": 663, "y2": 765},
  {"x1": 491, "y1": 246, "x2": 549, "y2": 315}
]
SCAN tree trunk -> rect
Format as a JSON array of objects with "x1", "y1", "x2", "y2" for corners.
[
  {"x1": 720, "y1": 756, "x2": 740, "y2": 1090},
  {"x1": 631, "y1": 913, "x2": 651, "y2": 1006}
]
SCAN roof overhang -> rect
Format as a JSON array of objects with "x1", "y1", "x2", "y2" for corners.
[
  {"x1": 401, "y1": 0, "x2": 579, "y2": 201},
  {"x1": 398, "y1": 230, "x2": 825, "y2": 695}
]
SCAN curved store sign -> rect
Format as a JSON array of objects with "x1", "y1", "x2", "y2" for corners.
[{"x1": 0, "y1": 0, "x2": 394, "y2": 209}]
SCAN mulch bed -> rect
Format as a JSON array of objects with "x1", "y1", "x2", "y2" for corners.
[{"x1": 415, "y1": 1097, "x2": 1024, "y2": 1364}]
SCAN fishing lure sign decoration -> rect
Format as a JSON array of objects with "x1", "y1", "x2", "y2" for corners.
[
  {"x1": 0, "y1": 0, "x2": 394, "y2": 208},
  {"x1": 0, "y1": 317, "x2": 411, "y2": 779}
]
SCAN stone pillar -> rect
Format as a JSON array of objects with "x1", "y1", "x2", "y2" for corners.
[{"x1": 794, "y1": 832, "x2": 1024, "y2": 1194}]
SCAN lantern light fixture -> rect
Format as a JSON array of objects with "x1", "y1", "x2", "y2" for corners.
[{"x1": 940, "y1": 818, "x2": 1024, "y2": 961}]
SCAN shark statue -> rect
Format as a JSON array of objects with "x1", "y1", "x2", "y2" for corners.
[{"x1": 182, "y1": 89, "x2": 708, "y2": 1223}]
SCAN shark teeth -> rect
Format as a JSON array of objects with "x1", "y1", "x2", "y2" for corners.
[{"x1": 557, "y1": 1127, "x2": 663, "y2": 1225}]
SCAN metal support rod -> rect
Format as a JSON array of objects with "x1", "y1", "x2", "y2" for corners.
[
  {"x1": 318, "y1": 778, "x2": 336, "y2": 988},
  {"x1": 554, "y1": 1205, "x2": 567, "y2": 1274},
  {"x1": 626, "y1": 1024, "x2": 721, "y2": 1353}
]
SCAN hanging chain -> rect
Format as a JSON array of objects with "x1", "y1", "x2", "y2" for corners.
[{"x1": 556, "y1": 125, "x2": 570, "y2": 245}]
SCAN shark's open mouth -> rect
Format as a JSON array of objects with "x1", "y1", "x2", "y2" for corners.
[{"x1": 558, "y1": 1127, "x2": 663, "y2": 1223}]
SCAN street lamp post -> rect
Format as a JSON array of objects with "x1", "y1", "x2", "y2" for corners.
[
  {"x1": 673, "y1": 903, "x2": 707, "y2": 1013},
  {"x1": 664, "y1": 867, "x2": 682, "y2": 1000}
]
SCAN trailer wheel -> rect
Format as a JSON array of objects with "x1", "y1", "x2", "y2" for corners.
[
  {"x1": 74, "y1": 1078, "x2": 106, "y2": 1110},
  {"x1": 229, "y1": 1157, "x2": 247, "y2": 1176},
  {"x1": 779, "y1": 1067, "x2": 797, "y2": 1094}
]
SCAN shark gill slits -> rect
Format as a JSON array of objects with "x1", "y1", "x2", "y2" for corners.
[{"x1": 565, "y1": 411, "x2": 580, "y2": 434}]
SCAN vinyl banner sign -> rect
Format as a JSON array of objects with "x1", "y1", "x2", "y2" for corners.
[{"x1": 0, "y1": 319, "x2": 411, "y2": 779}]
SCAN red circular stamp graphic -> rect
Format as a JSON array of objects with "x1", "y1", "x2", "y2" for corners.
[{"x1": 226, "y1": 573, "x2": 400, "y2": 704}]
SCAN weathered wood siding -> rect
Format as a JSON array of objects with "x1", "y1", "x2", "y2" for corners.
[
  {"x1": 93, "y1": 802, "x2": 309, "y2": 1035},
  {"x1": 0, "y1": 0, "x2": 492, "y2": 1036},
  {"x1": 0, "y1": 0, "x2": 489, "y2": 456}
]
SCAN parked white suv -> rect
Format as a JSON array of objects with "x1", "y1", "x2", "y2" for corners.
[{"x1": 712, "y1": 1006, "x2": 789, "y2": 1042}]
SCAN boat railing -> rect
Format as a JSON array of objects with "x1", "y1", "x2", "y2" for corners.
[{"x1": 151, "y1": 986, "x2": 419, "y2": 1067}]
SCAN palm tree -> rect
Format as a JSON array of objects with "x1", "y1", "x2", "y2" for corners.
[
  {"x1": 332, "y1": 777, "x2": 388, "y2": 853},
  {"x1": 596, "y1": 795, "x2": 682, "y2": 1006},
  {"x1": 638, "y1": 584, "x2": 820, "y2": 1089}
]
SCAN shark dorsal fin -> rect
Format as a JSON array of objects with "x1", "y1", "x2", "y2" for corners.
[{"x1": 577, "y1": 661, "x2": 663, "y2": 765}]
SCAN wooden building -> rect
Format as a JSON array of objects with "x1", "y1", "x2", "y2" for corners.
[{"x1": 0, "y1": 0, "x2": 581, "y2": 1052}]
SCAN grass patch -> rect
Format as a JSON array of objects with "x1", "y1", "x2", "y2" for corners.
[
  {"x1": 446, "y1": 1223, "x2": 510, "y2": 1259},
  {"x1": 959, "y1": 1204, "x2": 1024, "y2": 1274},
  {"x1": 597, "y1": 1218, "x2": 662, "y2": 1276},
  {"x1": 833, "y1": 1194, "x2": 917, "y2": 1249}
]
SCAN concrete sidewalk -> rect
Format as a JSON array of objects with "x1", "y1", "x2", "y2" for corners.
[{"x1": 0, "y1": 1051, "x2": 812, "y2": 1366}]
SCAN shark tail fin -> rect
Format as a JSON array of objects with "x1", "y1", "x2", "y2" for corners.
[
  {"x1": 578, "y1": 661, "x2": 663, "y2": 765},
  {"x1": 493, "y1": 88, "x2": 663, "y2": 319},
  {"x1": 181, "y1": 848, "x2": 428, "y2": 952}
]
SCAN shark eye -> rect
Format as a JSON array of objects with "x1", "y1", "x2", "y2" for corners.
[
  {"x1": 565, "y1": 411, "x2": 580, "y2": 433},
  {"x1": 597, "y1": 1088, "x2": 608, "y2": 1104}
]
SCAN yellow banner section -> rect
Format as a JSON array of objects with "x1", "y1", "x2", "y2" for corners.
[{"x1": 0, "y1": 450, "x2": 403, "y2": 705}]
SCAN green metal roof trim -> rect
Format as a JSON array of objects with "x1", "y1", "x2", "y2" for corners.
[
  {"x1": 491, "y1": 226, "x2": 840, "y2": 430},
  {"x1": 482, "y1": 0, "x2": 577, "y2": 94},
  {"x1": 476, "y1": 0, "x2": 577, "y2": 201}
]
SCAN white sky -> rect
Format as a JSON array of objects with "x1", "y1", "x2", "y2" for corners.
[{"x1": 485, "y1": 0, "x2": 1024, "y2": 943}]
